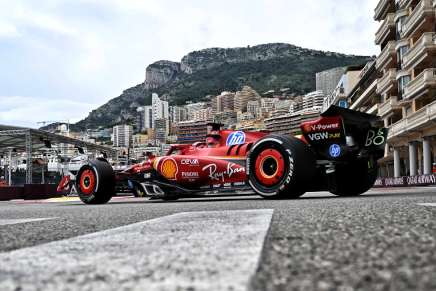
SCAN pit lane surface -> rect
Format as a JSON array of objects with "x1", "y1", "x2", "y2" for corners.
[{"x1": 1, "y1": 187, "x2": 436, "y2": 290}]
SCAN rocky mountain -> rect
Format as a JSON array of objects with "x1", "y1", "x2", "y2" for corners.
[{"x1": 74, "y1": 43, "x2": 371, "y2": 130}]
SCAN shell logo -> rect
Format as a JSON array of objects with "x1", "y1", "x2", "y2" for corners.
[{"x1": 160, "y1": 158, "x2": 178, "y2": 180}]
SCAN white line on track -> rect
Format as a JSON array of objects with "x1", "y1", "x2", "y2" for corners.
[
  {"x1": 0, "y1": 218, "x2": 55, "y2": 226},
  {"x1": 0, "y1": 209, "x2": 273, "y2": 291},
  {"x1": 417, "y1": 203, "x2": 436, "y2": 207}
]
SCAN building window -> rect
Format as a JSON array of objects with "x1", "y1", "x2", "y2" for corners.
[
  {"x1": 396, "y1": 16, "x2": 407, "y2": 40},
  {"x1": 397, "y1": 45, "x2": 409, "y2": 69},
  {"x1": 398, "y1": 75, "x2": 411, "y2": 100}
]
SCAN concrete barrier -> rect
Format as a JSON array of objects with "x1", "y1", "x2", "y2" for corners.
[
  {"x1": 0, "y1": 184, "x2": 61, "y2": 201},
  {"x1": 0, "y1": 187, "x2": 24, "y2": 201}
]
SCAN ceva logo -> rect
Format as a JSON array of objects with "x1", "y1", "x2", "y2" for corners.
[{"x1": 226, "y1": 131, "x2": 246, "y2": 146}]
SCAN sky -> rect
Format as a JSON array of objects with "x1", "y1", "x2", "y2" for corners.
[{"x1": 0, "y1": 0, "x2": 380, "y2": 128}]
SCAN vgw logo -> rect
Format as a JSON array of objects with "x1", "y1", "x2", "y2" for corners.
[
  {"x1": 226, "y1": 131, "x2": 246, "y2": 146},
  {"x1": 308, "y1": 132, "x2": 328, "y2": 141}
]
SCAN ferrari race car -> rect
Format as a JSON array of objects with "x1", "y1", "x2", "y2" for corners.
[{"x1": 73, "y1": 106, "x2": 387, "y2": 204}]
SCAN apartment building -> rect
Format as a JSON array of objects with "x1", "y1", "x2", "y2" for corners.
[
  {"x1": 264, "y1": 110, "x2": 320, "y2": 136},
  {"x1": 234, "y1": 86, "x2": 261, "y2": 112},
  {"x1": 260, "y1": 98, "x2": 279, "y2": 117},
  {"x1": 213, "y1": 91, "x2": 235, "y2": 113},
  {"x1": 185, "y1": 102, "x2": 207, "y2": 120},
  {"x1": 374, "y1": 0, "x2": 436, "y2": 177},
  {"x1": 247, "y1": 100, "x2": 260, "y2": 118},
  {"x1": 176, "y1": 120, "x2": 211, "y2": 144},
  {"x1": 154, "y1": 118, "x2": 168, "y2": 145},
  {"x1": 322, "y1": 67, "x2": 362, "y2": 111},
  {"x1": 349, "y1": 61, "x2": 381, "y2": 114},
  {"x1": 193, "y1": 107, "x2": 213, "y2": 121},
  {"x1": 151, "y1": 93, "x2": 169, "y2": 128},
  {"x1": 113, "y1": 125, "x2": 133, "y2": 148},
  {"x1": 303, "y1": 91, "x2": 325, "y2": 111},
  {"x1": 169, "y1": 106, "x2": 188, "y2": 124},
  {"x1": 316, "y1": 67, "x2": 346, "y2": 96}
]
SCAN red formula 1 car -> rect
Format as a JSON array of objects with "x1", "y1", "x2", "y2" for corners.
[{"x1": 74, "y1": 106, "x2": 387, "y2": 204}]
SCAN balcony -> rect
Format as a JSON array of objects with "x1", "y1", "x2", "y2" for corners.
[
  {"x1": 375, "y1": 0, "x2": 395, "y2": 21},
  {"x1": 376, "y1": 13, "x2": 396, "y2": 45},
  {"x1": 350, "y1": 80, "x2": 378, "y2": 110},
  {"x1": 396, "y1": 0, "x2": 417, "y2": 9},
  {"x1": 402, "y1": 32, "x2": 436, "y2": 69},
  {"x1": 378, "y1": 97, "x2": 402, "y2": 116},
  {"x1": 377, "y1": 68, "x2": 398, "y2": 95},
  {"x1": 403, "y1": 68, "x2": 436, "y2": 99},
  {"x1": 376, "y1": 41, "x2": 397, "y2": 70},
  {"x1": 401, "y1": 0, "x2": 434, "y2": 39},
  {"x1": 388, "y1": 99, "x2": 436, "y2": 139}
]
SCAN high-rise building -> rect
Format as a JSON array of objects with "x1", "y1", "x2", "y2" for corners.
[
  {"x1": 151, "y1": 93, "x2": 169, "y2": 128},
  {"x1": 113, "y1": 125, "x2": 133, "y2": 148},
  {"x1": 136, "y1": 107, "x2": 145, "y2": 132},
  {"x1": 322, "y1": 67, "x2": 362, "y2": 111},
  {"x1": 185, "y1": 102, "x2": 207, "y2": 120},
  {"x1": 234, "y1": 86, "x2": 261, "y2": 112},
  {"x1": 154, "y1": 118, "x2": 167, "y2": 144},
  {"x1": 372, "y1": 0, "x2": 436, "y2": 178},
  {"x1": 316, "y1": 67, "x2": 346, "y2": 96},
  {"x1": 214, "y1": 91, "x2": 235, "y2": 113},
  {"x1": 144, "y1": 106, "x2": 153, "y2": 129},
  {"x1": 137, "y1": 106, "x2": 153, "y2": 131},
  {"x1": 170, "y1": 106, "x2": 188, "y2": 124}
]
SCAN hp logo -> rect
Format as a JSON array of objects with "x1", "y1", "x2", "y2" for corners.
[
  {"x1": 226, "y1": 131, "x2": 246, "y2": 146},
  {"x1": 329, "y1": 144, "x2": 341, "y2": 158}
]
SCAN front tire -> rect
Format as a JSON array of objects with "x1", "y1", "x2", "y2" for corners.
[
  {"x1": 247, "y1": 135, "x2": 316, "y2": 199},
  {"x1": 76, "y1": 159, "x2": 115, "y2": 204}
]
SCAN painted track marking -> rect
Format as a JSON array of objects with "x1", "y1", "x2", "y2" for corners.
[
  {"x1": 0, "y1": 218, "x2": 55, "y2": 226},
  {"x1": 417, "y1": 203, "x2": 436, "y2": 207},
  {"x1": 0, "y1": 209, "x2": 273, "y2": 291}
]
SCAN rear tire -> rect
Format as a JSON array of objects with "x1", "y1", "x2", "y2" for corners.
[
  {"x1": 329, "y1": 159, "x2": 378, "y2": 196},
  {"x1": 76, "y1": 159, "x2": 115, "y2": 204},
  {"x1": 247, "y1": 135, "x2": 316, "y2": 199}
]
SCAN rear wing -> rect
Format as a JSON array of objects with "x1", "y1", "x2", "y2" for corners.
[
  {"x1": 321, "y1": 105, "x2": 383, "y2": 128},
  {"x1": 301, "y1": 106, "x2": 387, "y2": 160}
]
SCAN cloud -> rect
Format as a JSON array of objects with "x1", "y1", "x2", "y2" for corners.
[
  {"x1": 0, "y1": 0, "x2": 381, "y2": 128},
  {"x1": 0, "y1": 96, "x2": 97, "y2": 128}
]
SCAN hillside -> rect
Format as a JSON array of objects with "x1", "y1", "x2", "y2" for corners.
[{"x1": 74, "y1": 43, "x2": 371, "y2": 130}]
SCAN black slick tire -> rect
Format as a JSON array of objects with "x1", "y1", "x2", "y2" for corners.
[
  {"x1": 247, "y1": 135, "x2": 316, "y2": 199},
  {"x1": 76, "y1": 159, "x2": 115, "y2": 204}
]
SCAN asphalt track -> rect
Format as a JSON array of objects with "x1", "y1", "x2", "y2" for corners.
[{"x1": 0, "y1": 187, "x2": 436, "y2": 290}]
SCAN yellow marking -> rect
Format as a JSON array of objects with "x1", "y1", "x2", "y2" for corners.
[{"x1": 45, "y1": 197, "x2": 81, "y2": 202}]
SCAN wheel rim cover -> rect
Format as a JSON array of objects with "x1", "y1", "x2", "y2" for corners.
[
  {"x1": 79, "y1": 169, "x2": 96, "y2": 195},
  {"x1": 254, "y1": 149, "x2": 285, "y2": 186}
]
